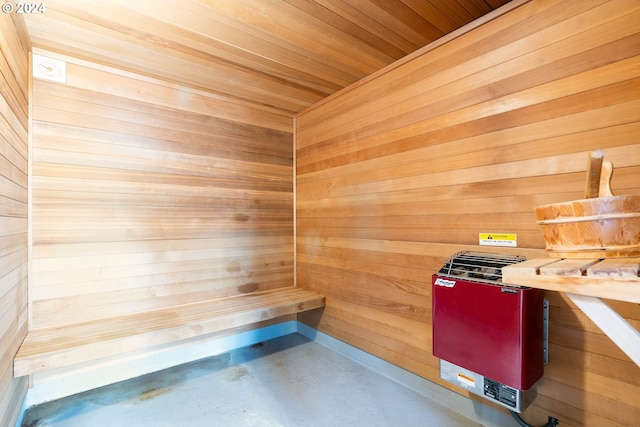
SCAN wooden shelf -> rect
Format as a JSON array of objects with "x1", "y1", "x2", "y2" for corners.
[
  {"x1": 502, "y1": 257, "x2": 640, "y2": 367},
  {"x1": 502, "y1": 257, "x2": 640, "y2": 304}
]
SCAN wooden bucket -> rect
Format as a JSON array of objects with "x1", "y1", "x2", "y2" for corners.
[
  {"x1": 535, "y1": 150, "x2": 640, "y2": 258},
  {"x1": 535, "y1": 195, "x2": 640, "y2": 258}
]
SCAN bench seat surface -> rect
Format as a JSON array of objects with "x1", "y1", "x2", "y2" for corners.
[{"x1": 14, "y1": 287, "x2": 324, "y2": 377}]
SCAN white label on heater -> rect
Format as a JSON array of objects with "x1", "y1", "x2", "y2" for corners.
[
  {"x1": 457, "y1": 373, "x2": 476, "y2": 388},
  {"x1": 434, "y1": 278, "x2": 456, "y2": 288}
]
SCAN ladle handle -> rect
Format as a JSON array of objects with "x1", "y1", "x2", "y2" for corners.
[
  {"x1": 599, "y1": 160, "x2": 614, "y2": 197},
  {"x1": 585, "y1": 149, "x2": 604, "y2": 199}
]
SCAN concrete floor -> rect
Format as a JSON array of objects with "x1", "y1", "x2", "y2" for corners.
[{"x1": 20, "y1": 333, "x2": 495, "y2": 427}]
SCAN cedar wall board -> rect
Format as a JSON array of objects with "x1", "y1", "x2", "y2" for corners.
[
  {"x1": 0, "y1": 11, "x2": 30, "y2": 427},
  {"x1": 296, "y1": 0, "x2": 640, "y2": 426},
  {"x1": 30, "y1": 49, "x2": 295, "y2": 330}
]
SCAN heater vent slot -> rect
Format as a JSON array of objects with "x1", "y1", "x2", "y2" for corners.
[{"x1": 437, "y1": 251, "x2": 526, "y2": 285}]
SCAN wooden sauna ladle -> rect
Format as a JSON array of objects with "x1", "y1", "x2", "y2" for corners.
[{"x1": 584, "y1": 149, "x2": 614, "y2": 199}]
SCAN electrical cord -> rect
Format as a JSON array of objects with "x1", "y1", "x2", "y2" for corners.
[{"x1": 510, "y1": 410, "x2": 559, "y2": 427}]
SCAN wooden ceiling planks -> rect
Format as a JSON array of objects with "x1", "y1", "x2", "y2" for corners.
[{"x1": 23, "y1": 0, "x2": 512, "y2": 115}]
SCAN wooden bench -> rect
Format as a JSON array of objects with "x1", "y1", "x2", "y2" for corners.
[{"x1": 14, "y1": 287, "x2": 324, "y2": 377}]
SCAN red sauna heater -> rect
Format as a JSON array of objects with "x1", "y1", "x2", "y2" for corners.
[{"x1": 432, "y1": 252, "x2": 547, "y2": 412}]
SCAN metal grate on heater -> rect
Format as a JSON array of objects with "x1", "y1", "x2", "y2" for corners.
[{"x1": 437, "y1": 251, "x2": 526, "y2": 285}]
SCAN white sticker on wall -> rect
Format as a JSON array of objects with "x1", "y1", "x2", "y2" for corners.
[{"x1": 33, "y1": 54, "x2": 67, "y2": 83}]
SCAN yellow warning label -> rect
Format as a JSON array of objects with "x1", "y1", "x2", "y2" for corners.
[
  {"x1": 479, "y1": 233, "x2": 517, "y2": 247},
  {"x1": 457, "y1": 373, "x2": 476, "y2": 387}
]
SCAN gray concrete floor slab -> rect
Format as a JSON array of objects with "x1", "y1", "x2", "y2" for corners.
[{"x1": 21, "y1": 334, "x2": 487, "y2": 427}]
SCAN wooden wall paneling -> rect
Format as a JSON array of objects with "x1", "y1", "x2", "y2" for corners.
[
  {"x1": 296, "y1": 0, "x2": 616, "y2": 142},
  {"x1": 193, "y1": 0, "x2": 392, "y2": 76},
  {"x1": 31, "y1": 82, "x2": 293, "y2": 162},
  {"x1": 296, "y1": 0, "x2": 640, "y2": 425},
  {"x1": 25, "y1": 7, "x2": 321, "y2": 114},
  {"x1": 300, "y1": 0, "x2": 637, "y2": 161},
  {"x1": 23, "y1": 1, "x2": 513, "y2": 115},
  {"x1": 0, "y1": 11, "x2": 30, "y2": 427},
  {"x1": 297, "y1": 47, "x2": 640, "y2": 175},
  {"x1": 57, "y1": 0, "x2": 352, "y2": 92},
  {"x1": 30, "y1": 52, "x2": 295, "y2": 330},
  {"x1": 291, "y1": 0, "x2": 431, "y2": 56},
  {"x1": 56, "y1": 57, "x2": 294, "y2": 133}
]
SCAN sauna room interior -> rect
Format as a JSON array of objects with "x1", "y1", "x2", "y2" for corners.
[{"x1": 1, "y1": 0, "x2": 639, "y2": 426}]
